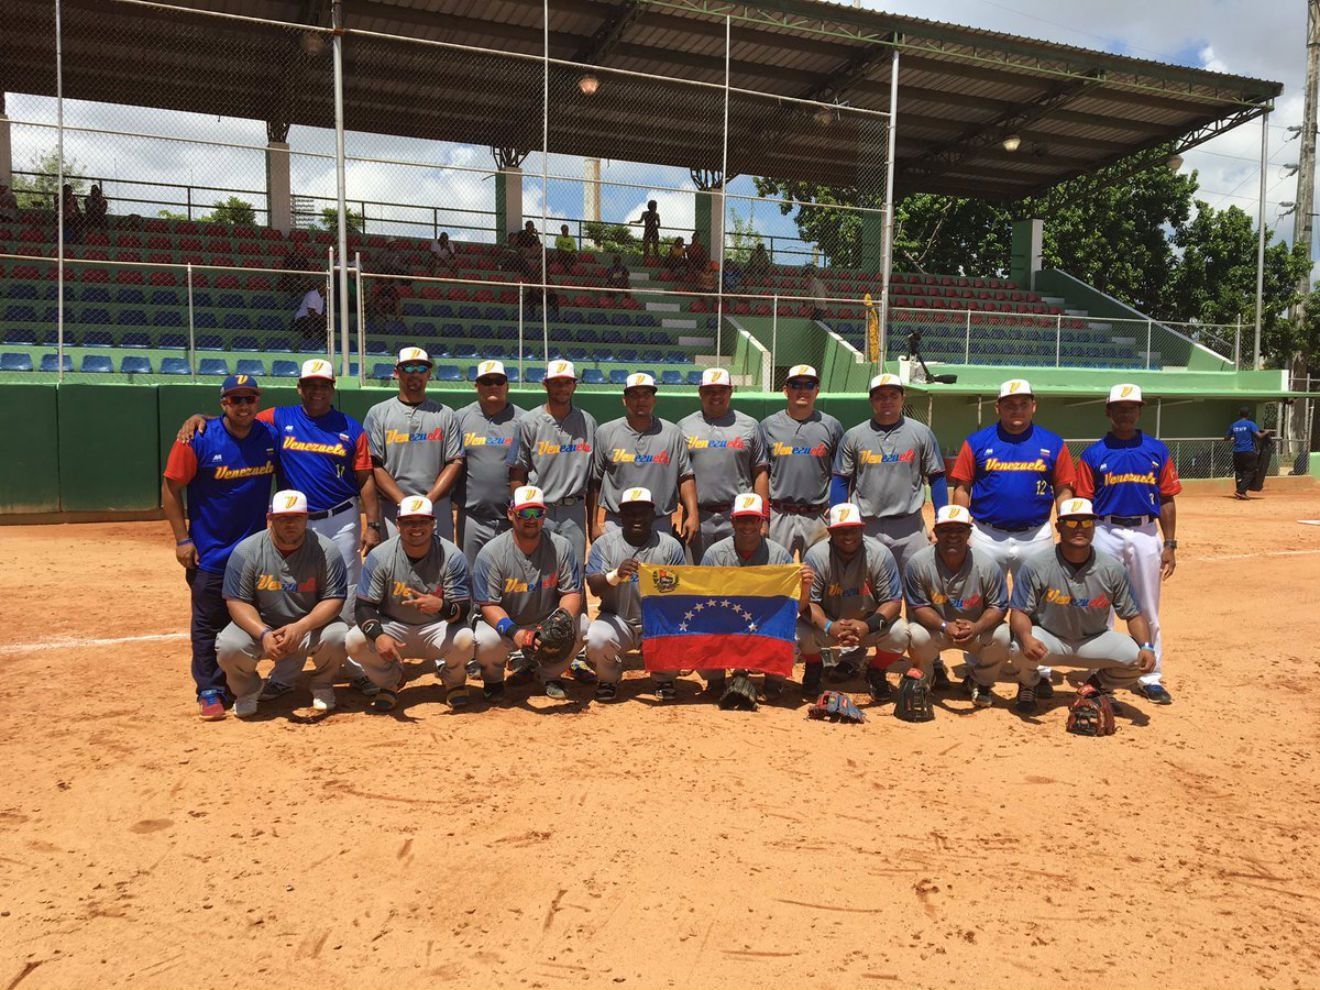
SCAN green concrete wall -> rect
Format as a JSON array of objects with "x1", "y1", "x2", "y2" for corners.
[{"x1": 0, "y1": 384, "x2": 60, "y2": 513}]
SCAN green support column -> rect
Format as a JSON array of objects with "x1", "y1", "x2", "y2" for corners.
[
  {"x1": 1010, "y1": 218, "x2": 1043, "y2": 290},
  {"x1": 694, "y1": 190, "x2": 712, "y2": 251}
]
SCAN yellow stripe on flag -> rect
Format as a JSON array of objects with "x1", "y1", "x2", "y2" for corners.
[{"x1": 639, "y1": 563, "x2": 800, "y2": 600}]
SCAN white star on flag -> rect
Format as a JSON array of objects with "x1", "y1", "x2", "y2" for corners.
[
  {"x1": 747, "y1": 623, "x2": 757, "y2": 632},
  {"x1": 678, "y1": 623, "x2": 688, "y2": 632}
]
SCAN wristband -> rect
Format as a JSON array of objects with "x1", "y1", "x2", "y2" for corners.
[
  {"x1": 496, "y1": 617, "x2": 517, "y2": 639},
  {"x1": 1139, "y1": 642, "x2": 1155, "y2": 651},
  {"x1": 865, "y1": 612, "x2": 893, "y2": 634},
  {"x1": 361, "y1": 619, "x2": 384, "y2": 643},
  {"x1": 940, "y1": 621, "x2": 947, "y2": 635},
  {"x1": 176, "y1": 537, "x2": 194, "y2": 546},
  {"x1": 258, "y1": 625, "x2": 273, "y2": 642},
  {"x1": 443, "y1": 600, "x2": 462, "y2": 622},
  {"x1": 824, "y1": 619, "x2": 833, "y2": 637},
  {"x1": 605, "y1": 568, "x2": 623, "y2": 587}
]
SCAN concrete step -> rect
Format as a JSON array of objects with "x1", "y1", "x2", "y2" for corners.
[
  {"x1": 662, "y1": 317, "x2": 697, "y2": 330},
  {"x1": 646, "y1": 301, "x2": 681, "y2": 313},
  {"x1": 678, "y1": 335, "x2": 715, "y2": 347}
]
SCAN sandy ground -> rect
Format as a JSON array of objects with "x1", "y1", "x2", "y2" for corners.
[{"x1": 2, "y1": 482, "x2": 1319, "y2": 990}]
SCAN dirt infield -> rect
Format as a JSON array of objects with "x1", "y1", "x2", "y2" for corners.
[{"x1": 2, "y1": 481, "x2": 1319, "y2": 990}]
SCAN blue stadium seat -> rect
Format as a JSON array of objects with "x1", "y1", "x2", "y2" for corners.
[
  {"x1": 255, "y1": 314, "x2": 284, "y2": 333},
  {"x1": 83, "y1": 330, "x2": 115, "y2": 347},
  {"x1": 119, "y1": 355, "x2": 152, "y2": 374},
  {"x1": 222, "y1": 313, "x2": 252, "y2": 331},
  {"x1": 194, "y1": 311, "x2": 219, "y2": 329},
  {"x1": 441, "y1": 322, "x2": 464, "y2": 338},
  {"x1": 198, "y1": 358, "x2": 229, "y2": 376},
  {"x1": 76, "y1": 307, "x2": 111, "y2": 327},
  {"x1": 661, "y1": 370, "x2": 682, "y2": 385},
  {"x1": 3, "y1": 305, "x2": 37, "y2": 322},
  {"x1": 600, "y1": 329, "x2": 624, "y2": 344},
  {"x1": 120, "y1": 332, "x2": 152, "y2": 349},
  {"x1": 262, "y1": 335, "x2": 293, "y2": 353},
  {"x1": 431, "y1": 304, "x2": 453, "y2": 318},
  {"x1": 457, "y1": 305, "x2": 480, "y2": 319},
  {"x1": 582, "y1": 368, "x2": 606, "y2": 385},
  {"x1": 524, "y1": 366, "x2": 545, "y2": 384},
  {"x1": 236, "y1": 359, "x2": 266, "y2": 377},
  {"x1": 192, "y1": 292, "x2": 214, "y2": 307},
  {"x1": 566, "y1": 347, "x2": 588, "y2": 362},
  {"x1": 504, "y1": 366, "x2": 521, "y2": 383},
  {"x1": 160, "y1": 357, "x2": 191, "y2": 376},
  {"x1": 468, "y1": 325, "x2": 492, "y2": 340},
  {"x1": 115, "y1": 288, "x2": 146, "y2": 305},
  {"x1": 8, "y1": 284, "x2": 38, "y2": 301},
  {"x1": 466, "y1": 365, "x2": 480, "y2": 381},
  {"x1": 195, "y1": 334, "x2": 224, "y2": 351},
  {"x1": 453, "y1": 343, "x2": 477, "y2": 359},
  {"x1": 232, "y1": 335, "x2": 260, "y2": 351},
  {"x1": 0, "y1": 352, "x2": 33, "y2": 372},
  {"x1": 483, "y1": 345, "x2": 505, "y2": 358},
  {"x1": 217, "y1": 293, "x2": 244, "y2": 309},
  {"x1": 150, "y1": 290, "x2": 182, "y2": 307},
  {"x1": 587, "y1": 312, "x2": 608, "y2": 326},
  {"x1": 615, "y1": 348, "x2": 637, "y2": 363},
  {"x1": 608, "y1": 369, "x2": 629, "y2": 385},
  {"x1": 157, "y1": 332, "x2": 187, "y2": 350},
  {"x1": 116, "y1": 309, "x2": 148, "y2": 327},
  {"x1": 81, "y1": 354, "x2": 113, "y2": 373},
  {"x1": 364, "y1": 339, "x2": 389, "y2": 355},
  {"x1": 153, "y1": 311, "x2": 184, "y2": 328},
  {"x1": 402, "y1": 302, "x2": 426, "y2": 317},
  {"x1": 3, "y1": 329, "x2": 37, "y2": 346},
  {"x1": 610, "y1": 313, "x2": 631, "y2": 326},
  {"x1": 435, "y1": 364, "x2": 463, "y2": 382},
  {"x1": 412, "y1": 321, "x2": 438, "y2": 339},
  {"x1": 371, "y1": 362, "x2": 395, "y2": 381},
  {"x1": 79, "y1": 286, "x2": 111, "y2": 303},
  {"x1": 251, "y1": 295, "x2": 278, "y2": 310},
  {"x1": 271, "y1": 360, "x2": 300, "y2": 378},
  {"x1": 295, "y1": 337, "x2": 324, "y2": 353},
  {"x1": 639, "y1": 349, "x2": 663, "y2": 363},
  {"x1": 40, "y1": 353, "x2": 73, "y2": 373}
]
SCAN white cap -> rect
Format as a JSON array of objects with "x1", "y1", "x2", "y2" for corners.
[
  {"x1": 827, "y1": 503, "x2": 864, "y2": 529},
  {"x1": 785, "y1": 364, "x2": 819, "y2": 383},
  {"x1": 934, "y1": 505, "x2": 974, "y2": 527},
  {"x1": 868, "y1": 372, "x2": 904, "y2": 392},
  {"x1": 270, "y1": 489, "x2": 309, "y2": 515},
  {"x1": 398, "y1": 495, "x2": 434, "y2": 518},
  {"x1": 545, "y1": 359, "x2": 577, "y2": 380},
  {"x1": 700, "y1": 368, "x2": 732, "y2": 388},
  {"x1": 731, "y1": 493, "x2": 767, "y2": 518},
  {"x1": 624, "y1": 372, "x2": 657, "y2": 391},
  {"x1": 1107, "y1": 383, "x2": 1143, "y2": 405},
  {"x1": 476, "y1": 359, "x2": 507, "y2": 380},
  {"x1": 512, "y1": 485, "x2": 546, "y2": 510},
  {"x1": 396, "y1": 346, "x2": 431, "y2": 366},
  {"x1": 620, "y1": 487, "x2": 654, "y2": 505},
  {"x1": 998, "y1": 378, "x2": 1033, "y2": 399},
  {"x1": 299, "y1": 358, "x2": 335, "y2": 382},
  {"x1": 1057, "y1": 497, "x2": 1097, "y2": 519}
]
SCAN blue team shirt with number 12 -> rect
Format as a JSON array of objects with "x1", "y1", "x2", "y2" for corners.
[
  {"x1": 257, "y1": 405, "x2": 372, "y2": 512},
  {"x1": 950, "y1": 422, "x2": 1075, "y2": 530}
]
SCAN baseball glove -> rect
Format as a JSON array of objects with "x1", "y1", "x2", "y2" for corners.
[
  {"x1": 530, "y1": 607, "x2": 577, "y2": 669},
  {"x1": 894, "y1": 667, "x2": 935, "y2": 723},
  {"x1": 807, "y1": 690, "x2": 865, "y2": 723},
  {"x1": 718, "y1": 672, "x2": 759, "y2": 711},
  {"x1": 1065, "y1": 684, "x2": 1116, "y2": 736}
]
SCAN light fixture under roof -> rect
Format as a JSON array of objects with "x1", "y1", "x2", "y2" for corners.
[
  {"x1": 578, "y1": 73, "x2": 599, "y2": 96},
  {"x1": 1002, "y1": 133, "x2": 1022, "y2": 152}
]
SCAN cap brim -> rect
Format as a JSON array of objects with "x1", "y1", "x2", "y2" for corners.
[
  {"x1": 828, "y1": 520, "x2": 865, "y2": 529},
  {"x1": 933, "y1": 520, "x2": 972, "y2": 528},
  {"x1": 514, "y1": 501, "x2": 547, "y2": 510},
  {"x1": 223, "y1": 387, "x2": 262, "y2": 395}
]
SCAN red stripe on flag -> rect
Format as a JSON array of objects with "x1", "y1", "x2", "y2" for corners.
[{"x1": 642, "y1": 634, "x2": 794, "y2": 677}]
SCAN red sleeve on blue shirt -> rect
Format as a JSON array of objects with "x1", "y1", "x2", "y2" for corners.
[
  {"x1": 163, "y1": 441, "x2": 198, "y2": 484},
  {"x1": 256, "y1": 407, "x2": 276, "y2": 425},
  {"x1": 352, "y1": 432, "x2": 372, "y2": 472},
  {"x1": 1158, "y1": 457, "x2": 1182, "y2": 496},
  {"x1": 949, "y1": 440, "x2": 976, "y2": 484},
  {"x1": 1073, "y1": 457, "x2": 1095, "y2": 499},
  {"x1": 1052, "y1": 444, "x2": 1076, "y2": 488}
]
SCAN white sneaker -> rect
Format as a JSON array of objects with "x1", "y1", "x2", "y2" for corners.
[
  {"x1": 233, "y1": 692, "x2": 261, "y2": 718},
  {"x1": 311, "y1": 687, "x2": 337, "y2": 712}
]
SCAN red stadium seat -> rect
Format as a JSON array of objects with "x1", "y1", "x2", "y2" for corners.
[
  {"x1": 116, "y1": 250, "x2": 143, "y2": 262},
  {"x1": 149, "y1": 270, "x2": 178, "y2": 286},
  {"x1": 82, "y1": 267, "x2": 110, "y2": 284},
  {"x1": 245, "y1": 275, "x2": 273, "y2": 291},
  {"x1": 144, "y1": 219, "x2": 169, "y2": 233},
  {"x1": 214, "y1": 273, "x2": 241, "y2": 289},
  {"x1": 260, "y1": 227, "x2": 283, "y2": 241},
  {"x1": 114, "y1": 269, "x2": 145, "y2": 285}
]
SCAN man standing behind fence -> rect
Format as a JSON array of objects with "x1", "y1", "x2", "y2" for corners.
[{"x1": 1225, "y1": 406, "x2": 1267, "y2": 500}]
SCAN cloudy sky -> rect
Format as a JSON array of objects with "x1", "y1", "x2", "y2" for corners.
[{"x1": 6, "y1": 0, "x2": 1312, "y2": 262}]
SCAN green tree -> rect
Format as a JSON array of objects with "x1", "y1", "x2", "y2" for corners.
[
  {"x1": 316, "y1": 206, "x2": 364, "y2": 234},
  {"x1": 725, "y1": 207, "x2": 765, "y2": 263},
  {"x1": 584, "y1": 220, "x2": 636, "y2": 255},
  {"x1": 11, "y1": 149, "x2": 88, "y2": 210},
  {"x1": 202, "y1": 196, "x2": 257, "y2": 226}
]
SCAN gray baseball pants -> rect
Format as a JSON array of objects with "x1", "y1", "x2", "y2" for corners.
[
  {"x1": 456, "y1": 511, "x2": 510, "y2": 568},
  {"x1": 544, "y1": 501, "x2": 588, "y2": 563},
  {"x1": 473, "y1": 613, "x2": 590, "y2": 684},
  {"x1": 216, "y1": 620, "x2": 348, "y2": 700},
  {"x1": 1012, "y1": 627, "x2": 1145, "y2": 691},
  {"x1": 863, "y1": 511, "x2": 929, "y2": 576},
  {"x1": 908, "y1": 623, "x2": 1011, "y2": 686},
  {"x1": 585, "y1": 613, "x2": 675, "y2": 684},
  {"x1": 345, "y1": 618, "x2": 475, "y2": 690},
  {"x1": 769, "y1": 510, "x2": 827, "y2": 561}
]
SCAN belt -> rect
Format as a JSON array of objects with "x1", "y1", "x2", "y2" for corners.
[
  {"x1": 770, "y1": 500, "x2": 826, "y2": 516},
  {"x1": 549, "y1": 495, "x2": 583, "y2": 507},
  {"x1": 699, "y1": 501, "x2": 733, "y2": 513},
  {"x1": 307, "y1": 498, "x2": 355, "y2": 521},
  {"x1": 870, "y1": 510, "x2": 922, "y2": 523},
  {"x1": 1103, "y1": 515, "x2": 1156, "y2": 527}
]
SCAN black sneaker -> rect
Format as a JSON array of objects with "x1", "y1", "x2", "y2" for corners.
[
  {"x1": 1137, "y1": 683, "x2": 1174, "y2": 705},
  {"x1": 1013, "y1": 684, "x2": 1037, "y2": 715},
  {"x1": 801, "y1": 662, "x2": 823, "y2": 698},
  {"x1": 544, "y1": 679, "x2": 569, "y2": 700},
  {"x1": 968, "y1": 679, "x2": 994, "y2": 709},
  {"x1": 655, "y1": 680, "x2": 677, "y2": 701},
  {"x1": 866, "y1": 667, "x2": 891, "y2": 703},
  {"x1": 350, "y1": 674, "x2": 381, "y2": 698},
  {"x1": 763, "y1": 678, "x2": 784, "y2": 703},
  {"x1": 482, "y1": 681, "x2": 507, "y2": 702},
  {"x1": 703, "y1": 676, "x2": 727, "y2": 698},
  {"x1": 259, "y1": 678, "x2": 294, "y2": 702},
  {"x1": 594, "y1": 681, "x2": 618, "y2": 703},
  {"x1": 1035, "y1": 675, "x2": 1055, "y2": 699},
  {"x1": 931, "y1": 660, "x2": 952, "y2": 691}
]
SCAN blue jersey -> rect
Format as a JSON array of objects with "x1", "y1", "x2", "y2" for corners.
[
  {"x1": 950, "y1": 423, "x2": 1075, "y2": 530},
  {"x1": 1227, "y1": 418, "x2": 1260, "y2": 453},
  {"x1": 1075, "y1": 431, "x2": 1182, "y2": 518},
  {"x1": 164, "y1": 419, "x2": 278, "y2": 573},
  {"x1": 258, "y1": 405, "x2": 371, "y2": 512}
]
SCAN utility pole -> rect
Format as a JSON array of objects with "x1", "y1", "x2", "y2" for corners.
[{"x1": 1294, "y1": 0, "x2": 1320, "y2": 456}]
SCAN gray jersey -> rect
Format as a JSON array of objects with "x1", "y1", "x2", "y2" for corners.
[
  {"x1": 678, "y1": 409, "x2": 768, "y2": 506},
  {"x1": 222, "y1": 529, "x2": 347, "y2": 627},
  {"x1": 513, "y1": 405, "x2": 598, "y2": 502},
  {"x1": 593, "y1": 416, "x2": 693, "y2": 516},
  {"x1": 357, "y1": 532, "x2": 472, "y2": 626},
  {"x1": 903, "y1": 545, "x2": 1007, "y2": 623},
  {"x1": 1010, "y1": 545, "x2": 1140, "y2": 641},
  {"x1": 760, "y1": 409, "x2": 844, "y2": 506},
  {"x1": 586, "y1": 528, "x2": 686, "y2": 625},
  {"x1": 363, "y1": 396, "x2": 463, "y2": 497},
  {"x1": 455, "y1": 400, "x2": 526, "y2": 514},
  {"x1": 835, "y1": 416, "x2": 944, "y2": 517},
  {"x1": 700, "y1": 536, "x2": 793, "y2": 567},
  {"x1": 804, "y1": 536, "x2": 901, "y2": 620},
  {"x1": 472, "y1": 529, "x2": 582, "y2": 626}
]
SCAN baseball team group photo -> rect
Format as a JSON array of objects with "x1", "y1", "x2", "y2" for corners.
[{"x1": 3, "y1": 1, "x2": 1320, "y2": 988}]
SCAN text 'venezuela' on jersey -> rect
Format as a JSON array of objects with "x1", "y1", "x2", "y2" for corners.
[
  {"x1": 514, "y1": 406, "x2": 598, "y2": 502},
  {"x1": 257, "y1": 405, "x2": 372, "y2": 511},
  {"x1": 164, "y1": 419, "x2": 278, "y2": 574},
  {"x1": 1074, "y1": 430, "x2": 1182, "y2": 518},
  {"x1": 949, "y1": 422, "x2": 1076, "y2": 530},
  {"x1": 760, "y1": 409, "x2": 844, "y2": 506}
]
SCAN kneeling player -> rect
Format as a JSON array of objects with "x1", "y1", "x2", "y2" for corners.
[
  {"x1": 585, "y1": 487, "x2": 687, "y2": 701},
  {"x1": 904, "y1": 505, "x2": 1011, "y2": 708},
  {"x1": 798, "y1": 503, "x2": 909, "y2": 703},
  {"x1": 346, "y1": 496, "x2": 476, "y2": 712}
]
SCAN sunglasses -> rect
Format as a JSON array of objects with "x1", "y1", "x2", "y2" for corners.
[
  {"x1": 398, "y1": 363, "x2": 431, "y2": 374},
  {"x1": 1060, "y1": 518, "x2": 1095, "y2": 529},
  {"x1": 476, "y1": 377, "x2": 507, "y2": 387},
  {"x1": 786, "y1": 380, "x2": 817, "y2": 391},
  {"x1": 224, "y1": 394, "x2": 258, "y2": 405},
  {"x1": 514, "y1": 506, "x2": 545, "y2": 520}
]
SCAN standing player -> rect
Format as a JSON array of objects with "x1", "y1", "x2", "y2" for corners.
[
  {"x1": 903, "y1": 505, "x2": 1011, "y2": 708},
  {"x1": 591, "y1": 372, "x2": 698, "y2": 541},
  {"x1": 798, "y1": 503, "x2": 909, "y2": 702},
  {"x1": 760, "y1": 364, "x2": 844, "y2": 560},
  {"x1": 510, "y1": 360, "x2": 598, "y2": 564},
  {"x1": 584, "y1": 487, "x2": 687, "y2": 702},
  {"x1": 363, "y1": 346, "x2": 463, "y2": 539},
  {"x1": 949, "y1": 378, "x2": 1074, "y2": 696},
  {"x1": 472, "y1": 485, "x2": 589, "y2": 701},
  {"x1": 1075, "y1": 384, "x2": 1179, "y2": 705},
  {"x1": 1008, "y1": 498, "x2": 1157, "y2": 715},
  {"x1": 162, "y1": 374, "x2": 277, "y2": 719},
  {"x1": 678, "y1": 367, "x2": 769, "y2": 563},
  {"x1": 345, "y1": 495, "x2": 475, "y2": 712},
  {"x1": 454, "y1": 359, "x2": 526, "y2": 566},
  {"x1": 1225, "y1": 406, "x2": 1267, "y2": 500},
  {"x1": 216, "y1": 490, "x2": 349, "y2": 717}
]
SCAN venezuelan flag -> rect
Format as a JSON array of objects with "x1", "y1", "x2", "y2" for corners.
[{"x1": 639, "y1": 563, "x2": 801, "y2": 676}]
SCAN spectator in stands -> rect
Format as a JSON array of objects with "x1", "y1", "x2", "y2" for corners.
[
  {"x1": 806, "y1": 265, "x2": 828, "y2": 322},
  {"x1": 696, "y1": 261, "x2": 717, "y2": 294},
  {"x1": 686, "y1": 231, "x2": 708, "y2": 280},
  {"x1": 746, "y1": 242, "x2": 771, "y2": 283},
  {"x1": 374, "y1": 239, "x2": 410, "y2": 319},
  {"x1": 634, "y1": 199, "x2": 661, "y2": 261},
  {"x1": 604, "y1": 254, "x2": 630, "y2": 298},
  {"x1": 292, "y1": 285, "x2": 325, "y2": 340},
  {"x1": 525, "y1": 281, "x2": 561, "y2": 322},
  {"x1": 722, "y1": 258, "x2": 743, "y2": 293},
  {"x1": 429, "y1": 231, "x2": 458, "y2": 274},
  {"x1": 0, "y1": 183, "x2": 17, "y2": 223},
  {"x1": 554, "y1": 224, "x2": 577, "y2": 272},
  {"x1": 84, "y1": 184, "x2": 109, "y2": 230},
  {"x1": 662, "y1": 236, "x2": 686, "y2": 277},
  {"x1": 61, "y1": 184, "x2": 84, "y2": 243},
  {"x1": 500, "y1": 230, "x2": 533, "y2": 280},
  {"x1": 516, "y1": 220, "x2": 542, "y2": 265}
]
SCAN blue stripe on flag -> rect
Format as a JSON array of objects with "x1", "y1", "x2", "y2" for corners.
[{"x1": 641, "y1": 594, "x2": 798, "y2": 642}]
